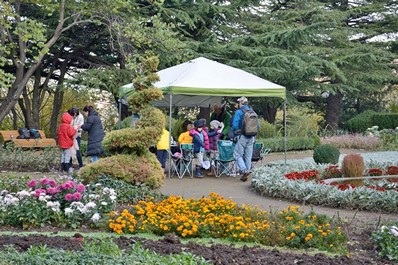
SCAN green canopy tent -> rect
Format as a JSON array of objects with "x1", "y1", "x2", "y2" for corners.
[{"x1": 120, "y1": 57, "x2": 287, "y2": 165}]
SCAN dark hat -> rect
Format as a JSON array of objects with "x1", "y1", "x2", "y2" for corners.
[{"x1": 194, "y1": 120, "x2": 204, "y2": 128}]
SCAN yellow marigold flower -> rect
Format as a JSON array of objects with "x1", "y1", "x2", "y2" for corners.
[
  {"x1": 286, "y1": 236, "x2": 291, "y2": 241},
  {"x1": 318, "y1": 230, "x2": 323, "y2": 233},
  {"x1": 307, "y1": 233, "x2": 313, "y2": 238},
  {"x1": 330, "y1": 244, "x2": 333, "y2": 247},
  {"x1": 230, "y1": 225, "x2": 235, "y2": 230},
  {"x1": 322, "y1": 232, "x2": 327, "y2": 237},
  {"x1": 305, "y1": 237, "x2": 310, "y2": 241},
  {"x1": 239, "y1": 233, "x2": 245, "y2": 238},
  {"x1": 290, "y1": 232, "x2": 296, "y2": 237}
]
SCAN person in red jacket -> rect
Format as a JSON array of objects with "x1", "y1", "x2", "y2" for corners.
[{"x1": 58, "y1": 112, "x2": 78, "y2": 173}]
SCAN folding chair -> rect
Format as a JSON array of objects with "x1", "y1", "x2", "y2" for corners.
[
  {"x1": 212, "y1": 140, "x2": 238, "y2": 177},
  {"x1": 167, "y1": 144, "x2": 194, "y2": 178},
  {"x1": 251, "y1": 142, "x2": 271, "y2": 169}
]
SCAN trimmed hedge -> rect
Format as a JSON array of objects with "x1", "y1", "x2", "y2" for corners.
[{"x1": 258, "y1": 136, "x2": 320, "y2": 152}]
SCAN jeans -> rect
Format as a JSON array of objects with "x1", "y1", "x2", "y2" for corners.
[
  {"x1": 156, "y1": 149, "x2": 168, "y2": 169},
  {"x1": 233, "y1": 135, "x2": 255, "y2": 173},
  {"x1": 90, "y1": 155, "x2": 99, "y2": 163}
]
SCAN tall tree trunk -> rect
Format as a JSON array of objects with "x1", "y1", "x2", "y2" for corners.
[
  {"x1": 197, "y1": 107, "x2": 211, "y2": 123},
  {"x1": 324, "y1": 92, "x2": 342, "y2": 132},
  {"x1": 262, "y1": 106, "x2": 278, "y2": 124}
]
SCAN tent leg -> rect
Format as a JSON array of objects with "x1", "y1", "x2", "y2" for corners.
[
  {"x1": 284, "y1": 98, "x2": 287, "y2": 166},
  {"x1": 168, "y1": 94, "x2": 173, "y2": 178}
]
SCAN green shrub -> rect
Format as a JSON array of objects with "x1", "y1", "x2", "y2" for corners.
[
  {"x1": 79, "y1": 152, "x2": 164, "y2": 189},
  {"x1": 313, "y1": 144, "x2": 340, "y2": 164},
  {"x1": 258, "y1": 137, "x2": 319, "y2": 152},
  {"x1": 257, "y1": 120, "x2": 278, "y2": 138},
  {"x1": 372, "y1": 113, "x2": 398, "y2": 130},
  {"x1": 346, "y1": 110, "x2": 377, "y2": 133}
]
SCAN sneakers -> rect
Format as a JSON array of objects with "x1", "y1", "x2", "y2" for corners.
[{"x1": 240, "y1": 171, "x2": 250, "y2": 182}]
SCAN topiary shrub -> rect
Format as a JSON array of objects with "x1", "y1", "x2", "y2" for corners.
[
  {"x1": 79, "y1": 152, "x2": 164, "y2": 189},
  {"x1": 313, "y1": 144, "x2": 340, "y2": 164},
  {"x1": 341, "y1": 153, "x2": 365, "y2": 186},
  {"x1": 346, "y1": 110, "x2": 377, "y2": 133}
]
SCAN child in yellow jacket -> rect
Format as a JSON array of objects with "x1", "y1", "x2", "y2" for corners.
[{"x1": 156, "y1": 129, "x2": 170, "y2": 169}]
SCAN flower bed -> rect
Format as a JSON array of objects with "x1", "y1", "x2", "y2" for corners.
[{"x1": 251, "y1": 152, "x2": 398, "y2": 213}]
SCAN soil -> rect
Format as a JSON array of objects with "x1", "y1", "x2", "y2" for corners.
[{"x1": 0, "y1": 228, "x2": 392, "y2": 265}]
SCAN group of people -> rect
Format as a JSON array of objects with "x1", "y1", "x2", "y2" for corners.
[
  {"x1": 57, "y1": 106, "x2": 105, "y2": 173},
  {"x1": 158, "y1": 96, "x2": 256, "y2": 182}
]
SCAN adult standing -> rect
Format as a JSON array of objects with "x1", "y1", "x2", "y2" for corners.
[
  {"x1": 68, "y1": 106, "x2": 84, "y2": 168},
  {"x1": 81, "y1": 105, "x2": 105, "y2": 163},
  {"x1": 231, "y1": 97, "x2": 256, "y2": 182},
  {"x1": 210, "y1": 103, "x2": 232, "y2": 140}
]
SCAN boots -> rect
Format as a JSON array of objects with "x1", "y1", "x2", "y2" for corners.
[
  {"x1": 195, "y1": 165, "x2": 203, "y2": 178},
  {"x1": 60, "y1": 163, "x2": 66, "y2": 172}
]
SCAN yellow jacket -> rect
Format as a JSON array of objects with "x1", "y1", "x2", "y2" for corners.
[
  {"x1": 156, "y1": 129, "x2": 170, "y2": 150},
  {"x1": 178, "y1": 131, "x2": 193, "y2": 145}
]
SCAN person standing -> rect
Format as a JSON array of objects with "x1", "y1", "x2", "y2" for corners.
[
  {"x1": 232, "y1": 97, "x2": 256, "y2": 182},
  {"x1": 81, "y1": 105, "x2": 105, "y2": 163},
  {"x1": 210, "y1": 103, "x2": 232, "y2": 140},
  {"x1": 190, "y1": 119, "x2": 210, "y2": 178},
  {"x1": 58, "y1": 112, "x2": 77, "y2": 173},
  {"x1": 68, "y1": 107, "x2": 84, "y2": 168},
  {"x1": 156, "y1": 129, "x2": 170, "y2": 170}
]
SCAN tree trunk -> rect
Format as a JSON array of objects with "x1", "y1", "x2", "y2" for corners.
[
  {"x1": 262, "y1": 106, "x2": 278, "y2": 124},
  {"x1": 197, "y1": 107, "x2": 211, "y2": 123},
  {"x1": 324, "y1": 92, "x2": 342, "y2": 132}
]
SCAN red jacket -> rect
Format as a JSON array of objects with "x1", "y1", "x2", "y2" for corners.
[{"x1": 58, "y1": 113, "x2": 76, "y2": 148}]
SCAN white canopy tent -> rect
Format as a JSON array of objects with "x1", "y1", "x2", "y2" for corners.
[{"x1": 120, "y1": 57, "x2": 287, "y2": 163}]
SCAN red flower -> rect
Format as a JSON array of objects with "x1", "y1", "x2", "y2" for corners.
[{"x1": 367, "y1": 168, "x2": 383, "y2": 176}]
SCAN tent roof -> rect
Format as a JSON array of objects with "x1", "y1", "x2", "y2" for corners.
[{"x1": 120, "y1": 57, "x2": 285, "y2": 107}]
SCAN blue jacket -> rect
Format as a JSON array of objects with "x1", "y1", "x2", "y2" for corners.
[{"x1": 232, "y1": 105, "x2": 251, "y2": 133}]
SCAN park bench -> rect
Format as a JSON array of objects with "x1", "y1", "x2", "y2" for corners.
[{"x1": 0, "y1": 130, "x2": 57, "y2": 148}]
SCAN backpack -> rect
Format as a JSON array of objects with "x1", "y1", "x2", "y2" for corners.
[
  {"x1": 17, "y1": 128, "x2": 31, "y2": 139},
  {"x1": 241, "y1": 109, "x2": 258, "y2": 137},
  {"x1": 29, "y1": 128, "x2": 42, "y2": 139}
]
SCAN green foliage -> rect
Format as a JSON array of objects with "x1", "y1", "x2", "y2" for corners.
[
  {"x1": 258, "y1": 137, "x2": 319, "y2": 152},
  {"x1": 257, "y1": 120, "x2": 278, "y2": 138},
  {"x1": 93, "y1": 175, "x2": 167, "y2": 204},
  {"x1": 0, "y1": 146, "x2": 59, "y2": 172},
  {"x1": 372, "y1": 224, "x2": 398, "y2": 262},
  {"x1": 79, "y1": 153, "x2": 164, "y2": 189},
  {"x1": 341, "y1": 154, "x2": 365, "y2": 186},
  {"x1": 313, "y1": 144, "x2": 340, "y2": 164},
  {"x1": 346, "y1": 110, "x2": 378, "y2": 133},
  {"x1": 372, "y1": 113, "x2": 398, "y2": 130}
]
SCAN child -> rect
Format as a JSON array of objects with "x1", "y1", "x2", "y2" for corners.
[
  {"x1": 206, "y1": 120, "x2": 224, "y2": 176},
  {"x1": 178, "y1": 120, "x2": 194, "y2": 145},
  {"x1": 58, "y1": 112, "x2": 78, "y2": 173},
  {"x1": 189, "y1": 119, "x2": 210, "y2": 178},
  {"x1": 156, "y1": 129, "x2": 170, "y2": 170}
]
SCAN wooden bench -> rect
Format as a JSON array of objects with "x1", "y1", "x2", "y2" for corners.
[{"x1": 0, "y1": 130, "x2": 57, "y2": 148}]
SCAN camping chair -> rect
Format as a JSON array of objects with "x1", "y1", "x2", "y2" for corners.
[
  {"x1": 212, "y1": 140, "x2": 238, "y2": 178},
  {"x1": 168, "y1": 144, "x2": 194, "y2": 178},
  {"x1": 251, "y1": 142, "x2": 271, "y2": 169}
]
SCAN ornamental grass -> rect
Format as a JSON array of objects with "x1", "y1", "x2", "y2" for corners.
[{"x1": 108, "y1": 193, "x2": 347, "y2": 254}]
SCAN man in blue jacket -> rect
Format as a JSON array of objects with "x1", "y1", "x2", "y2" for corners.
[{"x1": 232, "y1": 97, "x2": 255, "y2": 182}]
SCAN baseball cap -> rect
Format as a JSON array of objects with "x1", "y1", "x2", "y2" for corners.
[{"x1": 237, "y1": 97, "x2": 248, "y2": 104}]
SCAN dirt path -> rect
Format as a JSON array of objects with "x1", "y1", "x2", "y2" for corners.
[{"x1": 159, "y1": 149, "x2": 398, "y2": 223}]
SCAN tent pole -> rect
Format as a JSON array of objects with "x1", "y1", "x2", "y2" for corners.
[
  {"x1": 168, "y1": 93, "x2": 173, "y2": 178},
  {"x1": 284, "y1": 98, "x2": 287, "y2": 166}
]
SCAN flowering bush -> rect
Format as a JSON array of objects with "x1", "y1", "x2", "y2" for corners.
[
  {"x1": 372, "y1": 224, "x2": 398, "y2": 262},
  {"x1": 108, "y1": 193, "x2": 347, "y2": 254},
  {"x1": 0, "y1": 177, "x2": 117, "y2": 229}
]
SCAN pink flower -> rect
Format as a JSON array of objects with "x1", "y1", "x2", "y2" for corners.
[
  {"x1": 48, "y1": 179, "x2": 57, "y2": 187},
  {"x1": 64, "y1": 181, "x2": 75, "y2": 190},
  {"x1": 46, "y1": 187, "x2": 59, "y2": 195},
  {"x1": 65, "y1": 193, "x2": 74, "y2": 201},
  {"x1": 40, "y1": 178, "x2": 49, "y2": 186},
  {"x1": 27, "y1": 179, "x2": 37, "y2": 189},
  {"x1": 34, "y1": 189, "x2": 46, "y2": 197},
  {"x1": 72, "y1": 192, "x2": 82, "y2": 201},
  {"x1": 76, "y1": 184, "x2": 86, "y2": 193}
]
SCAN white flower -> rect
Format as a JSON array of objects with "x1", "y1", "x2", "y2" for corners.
[
  {"x1": 85, "y1": 202, "x2": 96, "y2": 208},
  {"x1": 17, "y1": 190, "x2": 30, "y2": 198},
  {"x1": 38, "y1": 195, "x2": 47, "y2": 202},
  {"x1": 46, "y1": 201, "x2": 54, "y2": 208},
  {"x1": 70, "y1": 201, "x2": 84, "y2": 208},
  {"x1": 79, "y1": 206, "x2": 88, "y2": 214},
  {"x1": 95, "y1": 183, "x2": 102, "y2": 187},
  {"x1": 64, "y1": 208, "x2": 74, "y2": 216},
  {"x1": 103, "y1": 187, "x2": 110, "y2": 193},
  {"x1": 0, "y1": 190, "x2": 8, "y2": 195},
  {"x1": 88, "y1": 194, "x2": 96, "y2": 199},
  {"x1": 95, "y1": 195, "x2": 100, "y2": 200},
  {"x1": 91, "y1": 213, "x2": 100, "y2": 222},
  {"x1": 47, "y1": 201, "x2": 60, "y2": 212},
  {"x1": 7, "y1": 197, "x2": 19, "y2": 206},
  {"x1": 390, "y1": 227, "x2": 398, "y2": 237},
  {"x1": 101, "y1": 201, "x2": 108, "y2": 206},
  {"x1": 109, "y1": 195, "x2": 117, "y2": 202}
]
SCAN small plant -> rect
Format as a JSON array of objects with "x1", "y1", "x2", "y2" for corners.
[
  {"x1": 372, "y1": 224, "x2": 398, "y2": 262},
  {"x1": 313, "y1": 144, "x2": 340, "y2": 164},
  {"x1": 341, "y1": 154, "x2": 365, "y2": 186}
]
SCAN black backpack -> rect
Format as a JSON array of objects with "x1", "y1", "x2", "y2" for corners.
[
  {"x1": 241, "y1": 109, "x2": 258, "y2": 137},
  {"x1": 17, "y1": 128, "x2": 31, "y2": 139},
  {"x1": 29, "y1": 128, "x2": 42, "y2": 139}
]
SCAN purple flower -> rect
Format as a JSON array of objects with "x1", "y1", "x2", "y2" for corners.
[
  {"x1": 40, "y1": 178, "x2": 49, "y2": 186},
  {"x1": 27, "y1": 179, "x2": 37, "y2": 189},
  {"x1": 64, "y1": 193, "x2": 74, "y2": 201},
  {"x1": 76, "y1": 184, "x2": 86, "y2": 193},
  {"x1": 72, "y1": 192, "x2": 82, "y2": 201}
]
